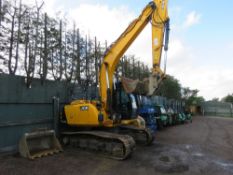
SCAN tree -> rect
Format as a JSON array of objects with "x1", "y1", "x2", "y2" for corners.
[
  {"x1": 182, "y1": 87, "x2": 198, "y2": 100},
  {"x1": 186, "y1": 96, "x2": 205, "y2": 106},
  {"x1": 75, "y1": 28, "x2": 81, "y2": 84},
  {"x1": 1, "y1": 0, "x2": 190, "y2": 94},
  {"x1": 0, "y1": 0, "x2": 2, "y2": 27},
  {"x1": 14, "y1": 0, "x2": 26, "y2": 75},
  {"x1": 30, "y1": 1, "x2": 44, "y2": 82},
  {"x1": 94, "y1": 36, "x2": 100, "y2": 85},
  {"x1": 0, "y1": 0, "x2": 11, "y2": 72},
  {"x1": 117, "y1": 55, "x2": 150, "y2": 80},
  {"x1": 211, "y1": 98, "x2": 219, "y2": 102},
  {"x1": 8, "y1": 0, "x2": 17, "y2": 74},
  {"x1": 38, "y1": 13, "x2": 48, "y2": 83},
  {"x1": 181, "y1": 87, "x2": 205, "y2": 105},
  {"x1": 23, "y1": 9, "x2": 33, "y2": 86},
  {"x1": 222, "y1": 94, "x2": 233, "y2": 103},
  {"x1": 156, "y1": 75, "x2": 182, "y2": 99},
  {"x1": 51, "y1": 19, "x2": 63, "y2": 81}
]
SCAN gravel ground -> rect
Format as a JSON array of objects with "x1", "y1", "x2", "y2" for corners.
[{"x1": 0, "y1": 116, "x2": 233, "y2": 175}]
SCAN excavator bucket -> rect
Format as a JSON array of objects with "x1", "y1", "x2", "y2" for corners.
[
  {"x1": 121, "y1": 77, "x2": 148, "y2": 95},
  {"x1": 121, "y1": 75, "x2": 163, "y2": 96},
  {"x1": 19, "y1": 130, "x2": 62, "y2": 160}
]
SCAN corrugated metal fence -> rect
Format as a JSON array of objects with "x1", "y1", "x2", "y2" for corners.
[
  {"x1": 0, "y1": 74, "x2": 75, "y2": 153},
  {"x1": 201, "y1": 101, "x2": 233, "y2": 117}
]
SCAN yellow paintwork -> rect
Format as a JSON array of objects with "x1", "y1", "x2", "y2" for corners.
[
  {"x1": 65, "y1": 100, "x2": 113, "y2": 127},
  {"x1": 65, "y1": 0, "x2": 169, "y2": 128},
  {"x1": 65, "y1": 100, "x2": 146, "y2": 128},
  {"x1": 152, "y1": 0, "x2": 168, "y2": 73},
  {"x1": 121, "y1": 116, "x2": 146, "y2": 129}
]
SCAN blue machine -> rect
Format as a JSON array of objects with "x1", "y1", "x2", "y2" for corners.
[{"x1": 136, "y1": 96, "x2": 157, "y2": 134}]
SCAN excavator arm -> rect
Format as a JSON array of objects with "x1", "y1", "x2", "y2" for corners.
[
  {"x1": 99, "y1": 0, "x2": 170, "y2": 111},
  {"x1": 152, "y1": 0, "x2": 169, "y2": 74},
  {"x1": 149, "y1": 0, "x2": 170, "y2": 96}
]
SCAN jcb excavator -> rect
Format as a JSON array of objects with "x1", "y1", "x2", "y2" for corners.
[
  {"x1": 61, "y1": 0, "x2": 169, "y2": 160},
  {"x1": 18, "y1": 0, "x2": 169, "y2": 160},
  {"x1": 61, "y1": 0, "x2": 170, "y2": 160}
]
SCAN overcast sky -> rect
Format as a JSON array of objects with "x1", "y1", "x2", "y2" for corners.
[{"x1": 33, "y1": 0, "x2": 233, "y2": 100}]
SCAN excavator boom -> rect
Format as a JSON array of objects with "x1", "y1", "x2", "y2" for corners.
[
  {"x1": 100, "y1": 2, "x2": 155, "y2": 110},
  {"x1": 100, "y1": 0, "x2": 170, "y2": 112}
]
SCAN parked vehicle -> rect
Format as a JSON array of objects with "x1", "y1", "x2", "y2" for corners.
[
  {"x1": 136, "y1": 96, "x2": 157, "y2": 134},
  {"x1": 153, "y1": 105, "x2": 169, "y2": 129},
  {"x1": 167, "y1": 107, "x2": 177, "y2": 125}
]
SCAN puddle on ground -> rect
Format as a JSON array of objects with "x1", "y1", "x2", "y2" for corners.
[
  {"x1": 213, "y1": 160, "x2": 233, "y2": 173},
  {"x1": 153, "y1": 150, "x2": 190, "y2": 173},
  {"x1": 138, "y1": 143, "x2": 233, "y2": 174},
  {"x1": 192, "y1": 152, "x2": 204, "y2": 157}
]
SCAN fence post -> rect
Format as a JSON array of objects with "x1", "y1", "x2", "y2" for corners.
[
  {"x1": 231, "y1": 103, "x2": 233, "y2": 117},
  {"x1": 53, "y1": 97, "x2": 60, "y2": 137}
]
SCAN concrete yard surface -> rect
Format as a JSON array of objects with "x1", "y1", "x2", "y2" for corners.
[{"x1": 0, "y1": 116, "x2": 233, "y2": 175}]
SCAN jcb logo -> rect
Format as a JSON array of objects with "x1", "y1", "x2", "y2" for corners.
[{"x1": 80, "y1": 106, "x2": 89, "y2": 111}]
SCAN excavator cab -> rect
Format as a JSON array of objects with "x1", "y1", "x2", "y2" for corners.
[{"x1": 112, "y1": 82, "x2": 138, "y2": 120}]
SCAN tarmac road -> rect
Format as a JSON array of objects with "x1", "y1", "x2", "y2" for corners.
[
  {"x1": 0, "y1": 116, "x2": 233, "y2": 175},
  {"x1": 156, "y1": 116, "x2": 233, "y2": 162}
]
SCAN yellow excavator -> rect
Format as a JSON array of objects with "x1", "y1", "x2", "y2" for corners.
[{"x1": 61, "y1": 0, "x2": 170, "y2": 160}]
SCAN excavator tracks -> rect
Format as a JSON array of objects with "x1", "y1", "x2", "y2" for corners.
[
  {"x1": 61, "y1": 131, "x2": 136, "y2": 160},
  {"x1": 118, "y1": 126, "x2": 154, "y2": 145}
]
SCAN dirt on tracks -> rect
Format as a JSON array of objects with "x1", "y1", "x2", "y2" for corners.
[{"x1": 0, "y1": 116, "x2": 233, "y2": 175}]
